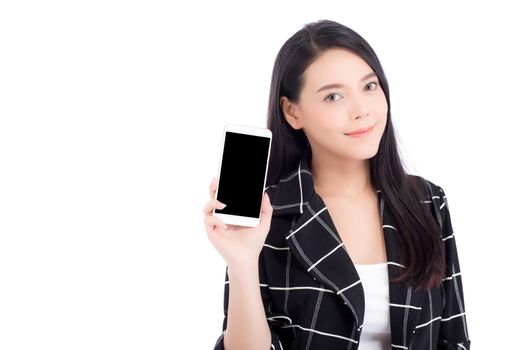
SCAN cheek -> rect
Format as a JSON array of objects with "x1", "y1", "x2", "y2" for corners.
[
  {"x1": 302, "y1": 102, "x2": 340, "y2": 130},
  {"x1": 373, "y1": 95, "x2": 388, "y2": 126},
  {"x1": 367, "y1": 100, "x2": 388, "y2": 139}
]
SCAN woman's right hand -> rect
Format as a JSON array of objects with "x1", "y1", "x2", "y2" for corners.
[{"x1": 203, "y1": 177, "x2": 274, "y2": 269}]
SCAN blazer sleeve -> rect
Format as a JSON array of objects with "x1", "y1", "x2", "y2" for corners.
[
  {"x1": 212, "y1": 256, "x2": 285, "y2": 350},
  {"x1": 213, "y1": 187, "x2": 285, "y2": 350},
  {"x1": 436, "y1": 185, "x2": 472, "y2": 350}
]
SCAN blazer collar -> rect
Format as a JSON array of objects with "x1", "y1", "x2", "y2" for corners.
[{"x1": 269, "y1": 153, "x2": 427, "y2": 347}]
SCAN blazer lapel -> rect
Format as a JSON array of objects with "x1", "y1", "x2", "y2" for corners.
[
  {"x1": 268, "y1": 153, "x2": 426, "y2": 348},
  {"x1": 380, "y1": 192, "x2": 426, "y2": 349}
]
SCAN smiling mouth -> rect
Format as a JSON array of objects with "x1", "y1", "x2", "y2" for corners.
[{"x1": 344, "y1": 125, "x2": 374, "y2": 137}]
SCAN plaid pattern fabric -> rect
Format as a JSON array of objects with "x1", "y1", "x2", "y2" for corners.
[{"x1": 214, "y1": 153, "x2": 471, "y2": 350}]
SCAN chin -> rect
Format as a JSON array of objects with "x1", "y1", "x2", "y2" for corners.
[{"x1": 343, "y1": 144, "x2": 380, "y2": 160}]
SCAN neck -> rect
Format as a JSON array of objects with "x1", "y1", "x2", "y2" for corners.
[{"x1": 310, "y1": 151, "x2": 374, "y2": 199}]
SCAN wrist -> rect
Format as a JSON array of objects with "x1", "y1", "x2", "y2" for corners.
[{"x1": 227, "y1": 260, "x2": 259, "y2": 279}]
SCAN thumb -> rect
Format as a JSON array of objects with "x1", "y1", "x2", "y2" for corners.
[{"x1": 260, "y1": 192, "x2": 273, "y2": 226}]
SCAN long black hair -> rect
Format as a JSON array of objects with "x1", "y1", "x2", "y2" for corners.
[{"x1": 265, "y1": 19, "x2": 444, "y2": 292}]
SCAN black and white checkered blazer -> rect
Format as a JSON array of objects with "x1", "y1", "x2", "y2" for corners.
[{"x1": 213, "y1": 153, "x2": 471, "y2": 350}]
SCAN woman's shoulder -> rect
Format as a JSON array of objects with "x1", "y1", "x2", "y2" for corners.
[{"x1": 406, "y1": 173, "x2": 446, "y2": 197}]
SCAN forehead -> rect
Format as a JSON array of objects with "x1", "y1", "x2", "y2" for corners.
[{"x1": 303, "y1": 48, "x2": 373, "y2": 87}]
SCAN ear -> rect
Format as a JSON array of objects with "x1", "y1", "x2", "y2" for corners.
[{"x1": 280, "y1": 96, "x2": 303, "y2": 130}]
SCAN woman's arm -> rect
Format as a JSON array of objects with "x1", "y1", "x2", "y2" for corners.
[
  {"x1": 213, "y1": 253, "x2": 285, "y2": 350},
  {"x1": 213, "y1": 187, "x2": 285, "y2": 350},
  {"x1": 222, "y1": 262, "x2": 272, "y2": 350}
]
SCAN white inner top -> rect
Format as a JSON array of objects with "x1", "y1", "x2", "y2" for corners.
[{"x1": 354, "y1": 262, "x2": 392, "y2": 350}]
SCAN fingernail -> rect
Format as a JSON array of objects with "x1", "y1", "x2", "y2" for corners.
[{"x1": 219, "y1": 202, "x2": 227, "y2": 208}]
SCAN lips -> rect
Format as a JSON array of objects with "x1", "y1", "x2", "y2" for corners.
[{"x1": 345, "y1": 125, "x2": 374, "y2": 136}]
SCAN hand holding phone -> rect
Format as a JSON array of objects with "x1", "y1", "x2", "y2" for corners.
[
  {"x1": 203, "y1": 176, "x2": 273, "y2": 268},
  {"x1": 202, "y1": 123, "x2": 274, "y2": 267}
]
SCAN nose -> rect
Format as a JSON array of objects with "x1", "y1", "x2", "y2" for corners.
[{"x1": 347, "y1": 94, "x2": 370, "y2": 120}]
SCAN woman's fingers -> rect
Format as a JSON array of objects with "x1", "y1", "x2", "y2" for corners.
[
  {"x1": 204, "y1": 214, "x2": 228, "y2": 232},
  {"x1": 202, "y1": 198, "x2": 227, "y2": 215},
  {"x1": 203, "y1": 177, "x2": 227, "y2": 215},
  {"x1": 209, "y1": 177, "x2": 218, "y2": 198},
  {"x1": 260, "y1": 192, "x2": 273, "y2": 227}
]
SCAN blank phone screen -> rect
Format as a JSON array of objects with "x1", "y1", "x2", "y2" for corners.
[{"x1": 216, "y1": 131, "x2": 271, "y2": 218}]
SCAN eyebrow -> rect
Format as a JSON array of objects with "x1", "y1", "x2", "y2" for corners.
[{"x1": 316, "y1": 72, "x2": 378, "y2": 93}]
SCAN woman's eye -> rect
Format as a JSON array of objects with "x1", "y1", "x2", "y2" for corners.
[
  {"x1": 324, "y1": 92, "x2": 342, "y2": 103},
  {"x1": 325, "y1": 82, "x2": 379, "y2": 103},
  {"x1": 365, "y1": 81, "x2": 378, "y2": 91}
]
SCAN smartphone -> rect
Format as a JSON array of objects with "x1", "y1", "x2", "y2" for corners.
[{"x1": 213, "y1": 123, "x2": 272, "y2": 227}]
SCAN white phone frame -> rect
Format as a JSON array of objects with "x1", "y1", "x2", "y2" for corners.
[{"x1": 213, "y1": 123, "x2": 272, "y2": 227}]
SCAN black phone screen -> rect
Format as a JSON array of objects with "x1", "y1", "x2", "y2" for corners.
[{"x1": 215, "y1": 131, "x2": 271, "y2": 218}]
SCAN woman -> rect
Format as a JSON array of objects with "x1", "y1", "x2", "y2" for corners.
[{"x1": 204, "y1": 19, "x2": 471, "y2": 350}]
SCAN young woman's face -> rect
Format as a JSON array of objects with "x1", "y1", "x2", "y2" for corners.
[{"x1": 281, "y1": 48, "x2": 388, "y2": 161}]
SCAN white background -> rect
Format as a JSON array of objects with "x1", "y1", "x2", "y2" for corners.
[{"x1": 1, "y1": 1, "x2": 523, "y2": 349}]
